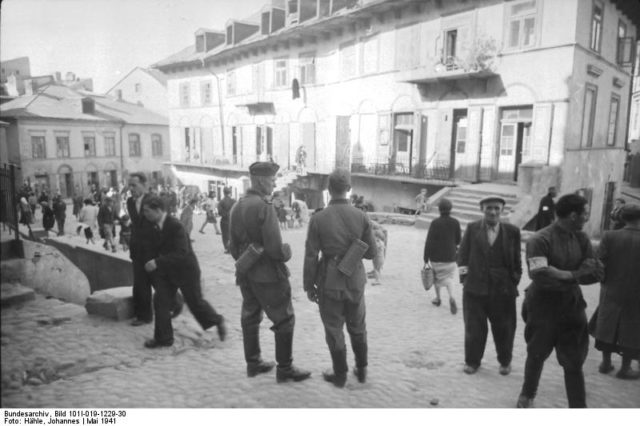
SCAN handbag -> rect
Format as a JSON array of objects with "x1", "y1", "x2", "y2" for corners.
[{"x1": 421, "y1": 263, "x2": 435, "y2": 291}]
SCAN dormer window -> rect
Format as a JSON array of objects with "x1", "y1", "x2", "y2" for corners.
[
  {"x1": 81, "y1": 97, "x2": 95, "y2": 114},
  {"x1": 196, "y1": 34, "x2": 205, "y2": 52},
  {"x1": 226, "y1": 26, "x2": 233, "y2": 45}
]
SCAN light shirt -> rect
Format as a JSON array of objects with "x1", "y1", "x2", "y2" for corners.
[
  {"x1": 157, "y1": 212, "x2": 168, "y2": 231},
  {"x1": 135, "y1": 195, "x2": 143, "y2": 214},
  {"x1": 485, "y1": 221, "x2": 500, "y2": 246}
]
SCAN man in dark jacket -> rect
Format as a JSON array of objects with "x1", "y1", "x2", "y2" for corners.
[
  {"x1": 52, "y1": 195, "x2": 67, "y2": 236},
  {"x1": 517, "y1": 194, "x2": 604, "y2": 408},
  {"x1": 229, "y1": 162, "x2": 311, "y2": 383},
  {"x1": 457, "y1": 195, "x2": 522, "y2": 376},
  {"x1": 424, "y1": 198, "x2": 461, "y2": 314},
  {"x1": 217, "y1": 187, "x2": 236, "y2": 253},
  {"x1": 535, "y1": 186, "x2": 557, "y2": 230},
  {"x1": 303, "y1": 168, "x2": 377, "y2": 387},
  {"x1": 141, "y1": 195, "x2": 226, "y2": 348}
]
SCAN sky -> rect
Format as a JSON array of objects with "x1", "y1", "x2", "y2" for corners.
[{"x1": 0, "y1": 0, "x2": 267, "y2": 92}]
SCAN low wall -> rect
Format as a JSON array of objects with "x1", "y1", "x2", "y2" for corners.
[{"x1": 45, "y1": 240, "x2": 133, "y2": 294}]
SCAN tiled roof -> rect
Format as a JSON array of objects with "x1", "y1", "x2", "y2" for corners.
[
  {"x1": 0, "y1": 85, "x2": 167, "y2": 125},
  {"x1": 152, "y1": 45, "x2": 203, "y2": 68},
  {"x1": 144, "y1": 68, "x2": 168, "y2": 86}
]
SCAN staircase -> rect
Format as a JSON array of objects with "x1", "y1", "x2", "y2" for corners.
[
  {"x1": 275, "y1": 169, "x2": 301, "y2": 193},
  {"x1": 415, "y1": 184, "x2": 522, "y2": 230}
]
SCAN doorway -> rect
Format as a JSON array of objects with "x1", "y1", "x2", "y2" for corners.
[
  {"x1": 497, "y1": 106, "x2": 532, "y2": 181},
  {"x1": 450, "y1": 109, "x2": 468, "y2": 179}
]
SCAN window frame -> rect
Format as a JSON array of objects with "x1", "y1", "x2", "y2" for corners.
[
  {"x1": 606, "y1": 94, "x2": 621, "y2": 147},
  {"x1": 83, "y1": 134, "x2": 96, "y2": 157},
  {"x1": 580, "y1": 84, "x2": 598, "y2": 148},
  {"x1": 360, "y1": 34, "x2": 379, "y2": 75},
  {"x1": 299, "y1": 52, "x2": 316, "y2": 85},
  {"x1": 339, "y1": 40, "x2": 357, "y2": 79},
  {"x1": 590, "y1": 0, "x2": 604, "y2": 53},
  {"x1": 201, "y1": 80, "x2": 212, "y2": 105},
  {"x1": 226, "y1": 69, "x2": 236, "y2": 96},
  {"x1": 128, "y1": 133, "x2": 141, "y2": 157},
  {"x1": 31, "y1": 135, "x2": 47, "y2": 159},
  {"x1": 104, "y1": 133, "x2": 116, "y2": 157},
  {"x1": 55, "y1": 134, "x2": 70, "y2": 158},
  {"x1": 505, "y1": 0, "x2": 539, "y2": 51},
  {"x1": 179, "y1": 82, "x2": 190, "y2": 107},
  {"x1": 151, "y1": 133, "x2": 163, "y2": 157},
  {"x1": 273, "y1": 57, "x2": 289, "y2": 89}
]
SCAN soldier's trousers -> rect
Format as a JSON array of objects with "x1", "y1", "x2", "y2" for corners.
[
  {"x1": 220, "y1": 220, "x2": 230, "y2": 250},
  {"x1": 462, "y1": 291, "x2": 516, "y2": 368},
  {"x1": 239, "y1": 279, "x2": 295, "y2": 365},
  {"x1": 520, "y1": 287, "x2": 589, "y2": 408},
  {"x1": 132, "y1": 260, "x2": 154, "y2": 322},
  {"x1": 319, "y1": 288, "x2": 367, "y2": 355}
]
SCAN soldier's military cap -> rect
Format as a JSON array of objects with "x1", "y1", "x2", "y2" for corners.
[
  {"x1": 249, "y1": 161, "x2": 280, "y2": 177},
  {"x1": 479, "y1": 195, "x2": 506, "y2": 206},
  {"x1": 328, "y1": 168, "x2": 351, "y2": 191},
  {"x1": 621, "y1": 203, "x2": 640, "y2": 221}
]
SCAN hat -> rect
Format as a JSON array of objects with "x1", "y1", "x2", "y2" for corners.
[
  {"x1": 479, "y1": 195, "x2": 506, "y2": 206},
  {"x1": 249, "y1": 161, "x2": 280, "y2": 177},
  {"x1": 620, "y1": 203, "x2": 640, "y2": 222},
  {"x1": 328, "y1": 168, "x2": 351, "y2": 191}
]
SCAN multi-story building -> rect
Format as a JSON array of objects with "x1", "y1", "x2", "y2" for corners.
[
  {"x1": 153, "y1": 0, "x2": 639, "y2": 235},
  {"x1": 105, "y1": 67, "x2": 169, "y2": 116},
  {"x1": 0, "y1": 85, "x2": 170, "y2": 198}
]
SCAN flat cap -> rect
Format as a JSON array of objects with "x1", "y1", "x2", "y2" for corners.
[
  {"x1": 620, "y1": 203, "x2": 640, "y2": 221},
  {"x1": 328, "y1": 168, "x2": 351, "y2": 190},
  {"x1": 249, "y1": 161, "x2": 279, "y2": 177},
  {"x1": 479, "y1": 195, "x2": 506, "y2": 206}
]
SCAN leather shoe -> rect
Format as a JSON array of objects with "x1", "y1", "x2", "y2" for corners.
[
  {"x1": 499, "y1": 364, "x2": 511, "y2": 376},
  {"x1": 449, "y1": 298, "x2": 458, "y2": 315},
  {"x1": 276, "y1": 365, "x2": 311, "y2": 383},
  {"x1": 432, "y1": 298, "x2": 441, "y2": 307},
  {"x1": 144, "y1": 339, "x2": 173, "y2": 349},
  {"x1": 516, "y1": 394, "x2": 534, "y2": 408},
  {"x1": 247, "y1": 361, "x2": 276, "y2": 377},
  {"x1": 616, "y1": 368, "x2": 640, "y2": 380},
  {"x1": 217, "y1": 318, "x2": 227, "y2": 342},
  {"x1": 463, "y1": 364, "x2": 478, "y2": 374},
  {"x1": 598, "y1": 362, "x2": 615, "y2": 374},
  {"x1": 322, "y1": 370, "x2": 347, "y2": 388},
  {"x1": 353, "y1": 366, "x2": 367, "y2": 383},
  {"x1": 130, "y1": 318, "x2": 152, "y2": 326}
]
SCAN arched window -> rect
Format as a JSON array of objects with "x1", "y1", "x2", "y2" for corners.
[{"x1": 151, "y1": 134, "x2": 163, "y2": 156}]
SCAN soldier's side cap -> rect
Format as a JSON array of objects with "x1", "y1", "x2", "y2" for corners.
[
  {"x1": 621, "y1": 203, "x2": 640, "y2": 221},
  {"x1": 249, "y1": 161, "x2": 280, "y2": 177},
  {"x1": 479, "y1": 195, "x2": 506, "y2": 206}
]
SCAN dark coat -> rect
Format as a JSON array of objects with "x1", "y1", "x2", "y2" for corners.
[
  {"x1": 217, "y1": 196, "x2": 236, "y2": 224},
  {"x1": 535, "y1": 194, "x2": 555, "y2": 230},
  {"x1": 424, "y1": 214, "x2": 461, "y2": 263},
  {"x1": 303, "y1": 199, "x2": 377, "y2": 293},
  {"x1": 457, "y1": 220, "x2": 522, "y2": 297},
  {"x1": 126, "y1": 193, "x2": 156, "y2": 262},
  {"x1": 154, "y1": 215, "x2": 200, "y2": 284},
  {"x1": 42, "y1": 205, "x2": 55, "y2": 230},
  {"x1": 594, "y1": 227, "x2": 640, "y2": 350},
  {"x1": 229, "y1": 189, "x2": 290, "y2": 283}
]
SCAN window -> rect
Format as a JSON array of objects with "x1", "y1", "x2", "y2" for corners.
[
  {"x1": 31, "y1": 135, "x2": 46, "y2": 159},
  {"x1": 361, "y1": 36, "x2": 379, "y2": 75},
  {"x1": 299, "y1": 52, "x2": 316, "y2": 85},
  {"x1": 226, "y1": 69, "x2": 236, "y2": 96},
  {"x1": 581, "y1": 84, "x2": 598, "y2": 147},
  {"x1": 606, "y1": 95, "x2": 620, "y2": 146},
  {"x1": 152, "y1": 134, "x2": 163, "y2": 156},
  {"x1": 274, "y1": 58, "x2": 288, "y2": 88},
  {"x1": 507, "y1": 0, "x2": 537, "y2": 49},
  {"x1": 395, "y1": 24, "x2": 420, "y2": 70},
  {"x1": 56, "y1": 135, "x2": 70, "y2": 158},
  {"x1": 129, "y1": 133, "x2": 141, "y2": 157},
  {"x1": 340, "y1": 41, "x2": 357, "y2": 78},
  {"x1": 83, "y1": 134, "x2": 96, "y2": 157},
  {"x1": 444, "y1": 29, "x2": 458, "y2": 69},
  {"x1": 201, "y1": 80, "x2": 212, "y2": 105},
  {"x1": 104, "y1": 133, "x2": 116, "y2": 156},
  {"x1": 179, "y1": 82, "x2": 190, "y2": 107},
  {"x1": 500, "y1": 125, "x2": 515, "y2": 155},
  {"x1": 617, "y1": 20, "x2": 628, "y2": 65},
  {"x1": 134, "y1": 83, "x2": 141, "y2": 93},
  {"x1": 590, "y1": 1, "x2": 603, "y2": 53}
]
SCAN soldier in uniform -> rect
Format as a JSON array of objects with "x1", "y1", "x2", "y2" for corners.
[
  {"x1": 303, "y1": 169, "x2": 377, "y2": 387},
  {"x1": 229, "y1": 162, "x2": 311, "y2": 383},
  {"x1": 217, "y1": 187, "x2": 236, "y2": 254}
]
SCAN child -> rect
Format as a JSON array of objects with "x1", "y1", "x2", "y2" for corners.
[
  {"x1": 119, "y1": 214, "x2": 131, "y2": 252},
  {"x1": 369, "y1": 220, "x2": 388, "y2": 286},
  {"x1": 77, "y1": 198, "x2": 98, "y2": 244}
]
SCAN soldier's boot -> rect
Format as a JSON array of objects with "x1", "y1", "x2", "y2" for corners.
[
  {"x1": 322, "y1": 350, "x2": 348, "y2": 388},
  {"x1": 244, "y1": 331, "x2": 275, "y2": 378},
  {"x1": 352, "y1": 340, "x2": 368, "y2": 384},
  {"x1": 275, "y1": 332, "x2": 311, "y2": 383}
]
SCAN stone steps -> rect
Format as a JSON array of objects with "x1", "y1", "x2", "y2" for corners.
[{"x1": 1, "y1": 280, "x2": 35, "y2": 307}]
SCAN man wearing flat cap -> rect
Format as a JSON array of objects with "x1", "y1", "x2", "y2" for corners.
[
  {"x1": 303, "y1": 168, "x2": 377, "y2": 387},
  {"x1": 457, "y1": 195, "x2": 522, "y2": 376},
  {"x1": 229, "y1": 161, "x2": 311, "y2": 383}
]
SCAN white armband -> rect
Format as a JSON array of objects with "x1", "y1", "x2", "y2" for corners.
[{"x1": 528, "y1": 256, "x2": 548, "y2": 271}]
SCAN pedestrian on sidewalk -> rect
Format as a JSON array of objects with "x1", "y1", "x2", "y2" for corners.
[
  {"x1": 180, "y1": 198, "x2": 196, "y2": 241},
  {"x1": 52, "y1": 194, "x2": 67, "y2": 236},
  {"x1": 303, "y1": 168, "x2": 377, "y2": 387},
  {"x1": 517, "y1": 193, "x2": 604, "y2": 409},
  {"x1": 217, "y1": 187, "x2": 235, "y2": 254},
  {"x1": 457, "y1": 195, "x2": 522, "y2": 376},
  {"x1": 229, "y1": 161, "x2": 311, "y2": 383},
  {"x1": 41, "y1": 201, "x2": 55, "y2": 232},
  {"x1": 127, "y1": 172, "x2": 182, "y2": 327},
  {"x1": 18, "y1": 197, "x2": 33, "y2": 235},
  {"x1": 423, "y1": 198, "x2": 461, "y2": 314},
  {"x1": 72, "y1": 190, "x2": 83, "y2": 219},
  {"x1": 198, "y1": 194, "x2": 221, "y2": 235},
  {"x1": 414, "y1": 188, "x2": 429, "y2": 216},
  {"x1": 141, "y1": 195, "x2": 226, "y2": 348},
  {"x1": 77, "y1": 198, "x2": 98, "y2": 244},
  {"x1": 273, "y1": 192, "x2": 288, "y2": 231},
  {"x1": 368, "y1": 220, "x2": 387, "y2": 286},
  {"x1": 535, "y1": 186, "x2": 557, "y2": 231},
  {"x1": 591, "y1": 203, "x2": 640, "y2": 380},
  {"x1": 98, "y1": 197, "x2": 117, "y2": 252}
]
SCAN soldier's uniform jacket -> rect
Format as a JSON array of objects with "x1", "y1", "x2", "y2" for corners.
[
  {"x1": 229, "y1": 189, "x2": 290, "y2": 283},
  {"x1": 126, "y1": 193, "x2": 157, "y2": 263},
  {"x1": 303, "y1": 199, "x2": 377, "y2": 293}
]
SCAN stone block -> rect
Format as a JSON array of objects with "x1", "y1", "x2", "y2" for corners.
[
  {"x1": 1, "y1": 282, "x2": 36, "y2": 307},
  {"x1": 85, "y1": 287, "x2": 134, "y2": 321}
]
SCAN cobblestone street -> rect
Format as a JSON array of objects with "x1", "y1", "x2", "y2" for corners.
[{"x1": 2, "y1": 213, "x2": 639, "y2": 409}]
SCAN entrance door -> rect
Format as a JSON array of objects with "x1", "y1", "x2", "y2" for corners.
[
  {"x1": 87, "y1": 172, "x2": 98, "y2": 188},
  {"x1": 63, "y1": 173, "x2": 73, "y2": 197},
  {"x1": 392, "y1": 113, "x2": 413, "y2": 175},
  {"x1": 256, "y1": 126, "x2": 263, "y2": 160},
  {"x1": 336, "y1": 115, "x2": 351, "y2": 170},
  {"x1": 108, "y1": 170, "x2": 118, "y2": 188},
  {"x1": 301, "y1": 122, "x2": 316, "y2": 171},
  {"x1": 498, "y1": 121, "x2": 531, "y2": 181},
  {"x1": 602, "y1": 182, "x2": 615, "y2": 231},
  {"x1": 266, "y1": 126, "x2": 273, "y2": 161},
  {"x1": 450, "y1": 109, "x2": 468, "y2": 179},
  {"x1": 417, "y1": 114, "x2": 428, "y2": 178}
]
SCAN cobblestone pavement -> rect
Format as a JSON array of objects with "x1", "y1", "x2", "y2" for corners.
[{"x1": 2, "y1": 212, "x2": 639, "y2": 408}]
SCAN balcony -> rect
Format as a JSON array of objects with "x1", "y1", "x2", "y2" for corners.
[
  {"x1": 351, "y1": 160, "x2": 454, "y2": 183},
  {"x1": 396, "y1": 58, "x2": 497, "y2": 85}
]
